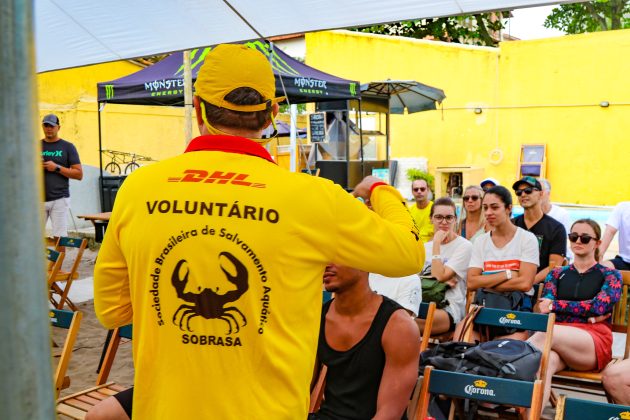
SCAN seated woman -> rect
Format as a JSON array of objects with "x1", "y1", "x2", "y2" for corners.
[
  {"x1": 529, "y1": 218, "x2": 622, "y2": 410},
  {"x1": 456, "y1": 185, "x2": 538, "y2": 341},
  {"x1": 457, "y1": 185, "x2": 486, "y2": 242},
  {"x1": 417, "y1": 197, "x2": 472, "y2": 336}
]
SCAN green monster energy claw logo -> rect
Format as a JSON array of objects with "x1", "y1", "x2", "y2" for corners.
[
  {"x1": 349, "y1": 82, "x2": 357, "y2": 96},
  {"x1": 105, "y1": 84, "x2": 114, "y2": 99}
]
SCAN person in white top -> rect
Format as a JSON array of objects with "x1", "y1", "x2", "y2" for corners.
[
  {"x1": 456, "y1": 185, "x2": 539, "y2": 341},
  {"x1": 418, "y1": 197, "x2": 472, "y2": 335},
  {"x1": 539, "y1": 178, "x2": 572, "y2": 261},
  {"x1": 599, "y1": 201, "x2": 630, "y2": 271},
  {"x1": 369, "y1": 273, "x2": 421, "y2": 317}
]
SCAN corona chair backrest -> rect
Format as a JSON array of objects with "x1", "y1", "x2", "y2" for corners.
[
  {"x1": 415, "y1": 366, "x2": 544, "y2": 420},
  {"x1": 554, "y1": 394, "x2": 630, "y2": 420}
]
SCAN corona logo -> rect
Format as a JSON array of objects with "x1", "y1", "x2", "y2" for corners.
[
  {"x1": 474, "y1": 380, "x2": 487, "y2": 388},
  {"x1": 168, "y1": 170, "x2": 266, "y2": 188},
  {"x1": 619, "y1": 411, "x2": 630, "y2": 420},
  {"x1": 499, "y1": 314, "x2": 522, "y2": 325},
  {"x1": 464, "y1": 379, "x2": 495, "y2": 397},
  {"x1": 49, "y1": 311, "x2": 54, "y2": 318}
]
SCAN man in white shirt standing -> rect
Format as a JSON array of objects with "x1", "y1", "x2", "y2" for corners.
[{"x1": 600, "y1": 201, "x2": 630, "y2": 270}]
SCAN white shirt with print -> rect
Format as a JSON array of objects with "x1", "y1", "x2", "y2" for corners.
[{"x1": 369, "y1": 273, "x2": 421, "y2": 317}]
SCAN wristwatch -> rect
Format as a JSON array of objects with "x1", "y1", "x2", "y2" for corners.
[
  {"x1": 431, "y1": 255, "x2": 442, "y2": 261},
  {"x1": 549, "y1": 302, "x2": 553, "y2": 312},
  {"x1": 505, "y1": 269, "x2": 512, "y2": 280},
  {"x1": 55, "y1": 165, "x2": 61, "y2": 173}
]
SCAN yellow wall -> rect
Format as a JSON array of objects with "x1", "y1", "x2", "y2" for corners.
[{"x1": 306, "y1": 30, "x2": 630, "y2": 205}]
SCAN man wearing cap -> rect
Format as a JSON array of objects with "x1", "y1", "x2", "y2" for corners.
[
  {"x1": 41, "y1": 114, "x2": 83, "y2": 239},
  {"x1": 480, "y1": 177, "x2": 499, "y2": 193},
  {"x1": 511, "y1": 176, "x2": 566, "y2": 284},
  {"x1": 92, "y1": 44, "x2": 423, "y2": 420}
]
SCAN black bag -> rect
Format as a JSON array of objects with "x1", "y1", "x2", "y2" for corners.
[
  {"x1": 457, "y1": 339, "x2": 541, "y2": 381},
  {"x1": 420, "y1": 339, "x2": 541, "y2": 382},
  {"x1": 473, "y1": 289, "x2": 525, "y2": 338},
  {"x1": 421, "y1": 276, "x2": 449, "y2": 309}
]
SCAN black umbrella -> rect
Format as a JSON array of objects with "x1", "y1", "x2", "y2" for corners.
[{"x1": 360, "y1": 80, "x2": 446, "y2": 114}]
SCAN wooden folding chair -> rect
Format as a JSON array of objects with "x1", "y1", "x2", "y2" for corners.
[
  {"x1": 56, "y1": 325, "x2": 132, "y2": 419},
  {"x1": 51, "y1": 309, "x2": 82, "y2": 398},
  {"x1": 551, "y1": 270, "x2": 630, "y2": 403},
  {"x1": 554, "y1": 394, "x2": 630, "y2": 420},
  {"x1": 415, "y1": 306, "x2": 555, "y2": 419},
  {"x1": 48, "y1": 237, "x2": 88, "y2": 311},
  {"x1": 47, "y1": 248, "x2": 65, "y2": 289},
  {"x1": 415, "y1": 366, "x2": 544, "y2": 420},
  {"x1": 418, "y1": 302, "x2": 436, "y2": 352}
]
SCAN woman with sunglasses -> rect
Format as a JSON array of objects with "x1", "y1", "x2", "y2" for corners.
[
  {"x1": 460, "y1": 186, "x2": 539, "y2": 340},
  {"x1": 418, "y1": 197, "x2": 472, "y2": 335},
  {"x1": 529, "y1": 218, "x2": 622, "y2": 410},
  {"x1": 457, "y1": 185, "x2": 485, "y2": 242}
]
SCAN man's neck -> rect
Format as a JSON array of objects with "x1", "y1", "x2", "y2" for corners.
[
  {"x1": 415, "y1": 200, "x2": 430, "y2": 210},
  {"x1": 334, "y1": 282, "x2": 379, "y2": 317},
  {"x1": 524, "y1": 205, "x2": 544, "y2": 226},
  {"x1": 43, "y1": 136, "x2": 60, "y2": 143}
]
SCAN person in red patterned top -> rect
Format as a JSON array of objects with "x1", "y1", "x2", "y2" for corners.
[{"x1": 528, "y1": 218, "x2": 622, "y2": 412}]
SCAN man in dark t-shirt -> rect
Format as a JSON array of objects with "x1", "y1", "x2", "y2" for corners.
[
  {"x1": 511, "y1": 176, "x2": 566, "y2": 284},
  {"x1": 309, "y1": 264, "x2": 419, "y2": 420},
  {"x1": 41, "y1": 114, "x2": 83, "y2": 238}
]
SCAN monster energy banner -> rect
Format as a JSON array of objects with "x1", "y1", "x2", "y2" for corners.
[{"x1": 97, "y1": 41, "x2": 360, "y2": 106}]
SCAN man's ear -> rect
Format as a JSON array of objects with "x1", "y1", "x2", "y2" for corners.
[
  {"x1": 262, "y1": 103, "x2": 280, "y2": 129},
  {"x1": 193, "y1": 96, "x2": 203, "y2": 127}
]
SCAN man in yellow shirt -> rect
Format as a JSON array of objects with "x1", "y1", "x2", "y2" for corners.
[
  {"x1": 92, "y1": 44, "x2": 424, "y2": 420},
  {"x1": 409, "y1": 179, "x2": 434, "y2": 242}
]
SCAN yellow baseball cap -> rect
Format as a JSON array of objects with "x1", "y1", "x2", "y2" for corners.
[{"x1": 194, "y1": 44, "x2": 285, "y2": 112}]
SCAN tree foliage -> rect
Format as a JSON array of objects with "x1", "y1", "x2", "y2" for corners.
[
  {"x1": 544, "y1": 0, "x2": 630, "y2": 33},
  {"x1": 352, "y1": 13, "x2": 507, "y2": 47}
]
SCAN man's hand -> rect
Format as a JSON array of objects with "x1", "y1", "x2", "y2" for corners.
[
  {"x1": 352, "y1": 176, "x2": 387, "y2": 201},
  {"x1": 43, "y1": 160, "x2": 58, "y2": 172}
]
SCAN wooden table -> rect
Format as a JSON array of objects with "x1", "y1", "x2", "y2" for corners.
[{"x1": 78, "y1": 212, "x2": 111, "y2": 242}]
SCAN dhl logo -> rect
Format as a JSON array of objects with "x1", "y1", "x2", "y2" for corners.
[
  {"x1": 168, "y1": 170, "x2": 266, "y2": 188},
  {"x1": 474, "y1": 380, "x2": 487, "y2": 388},
  {"x1": 506, "y1": 313, "x2": 517, "y2": 320}
]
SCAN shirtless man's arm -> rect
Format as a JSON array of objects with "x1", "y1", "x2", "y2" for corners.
[{"x1": 373, "y1": 309, "x2": 421, "y2": 420}]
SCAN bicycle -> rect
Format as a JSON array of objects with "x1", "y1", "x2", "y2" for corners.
[{"x1": 102, "y1": 150, "x2": 157, "y2": 175}]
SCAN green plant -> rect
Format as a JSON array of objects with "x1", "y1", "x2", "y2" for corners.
[{"x1": 406, "y1": 169, "x2": 434, "y2": 190}]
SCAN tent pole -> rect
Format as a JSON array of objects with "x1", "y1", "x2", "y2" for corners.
[
  {"x1": 289, "y1": 104, "x2": 297, "y2": 172},
  {"x1": 98, "y1": 102, "x2": 105, "y2": 212},
  {"x1": 0, "y1": 0, "x2": 55, "y2": 416},
  {"x1": 183, "y1": 50, "x2": 193, "y2": 145},
  {"x1": 358, "y1": 101, "x2": 364, "y2": 181},
  {"x1": 386, "y1": 103, "x2": 391, "y2": 162}
]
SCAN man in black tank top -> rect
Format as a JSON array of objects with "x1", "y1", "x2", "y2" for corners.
[{"x1": 310, "y1": 264, "x2": 420, "y2": 420}]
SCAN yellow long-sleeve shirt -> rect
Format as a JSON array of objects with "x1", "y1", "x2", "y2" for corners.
[
  {"x1": 409, "y1": 201, "x2": 434, "y2": 242},
  {"x1": 94, "y1": 135, "x2": 424, "y2": 419}
]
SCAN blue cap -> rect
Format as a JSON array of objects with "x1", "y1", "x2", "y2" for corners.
[{"x1": 42, "y1": 114, "x2": 60, "y2": 126}]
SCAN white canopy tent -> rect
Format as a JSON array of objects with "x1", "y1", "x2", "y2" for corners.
[{"x1": 35, "y1": 0, "x2": 578, "y2": 73}]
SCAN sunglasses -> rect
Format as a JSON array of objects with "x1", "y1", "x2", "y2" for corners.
[
  {"x1": 413, "y1": 187, "x2": 427, "y2": 192},
  {"x1": 515, "y1": 187, "x2": 539, "y2": 197},
  {"x1": 568, "y1": 233, "x2": 596, "y2": 244},
  {"x1": 463, "y1": 195, "x2": 480, "y2": 202},
  {"x1": 433, "y1": 215, "x2": 456, "y2": 223}
]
